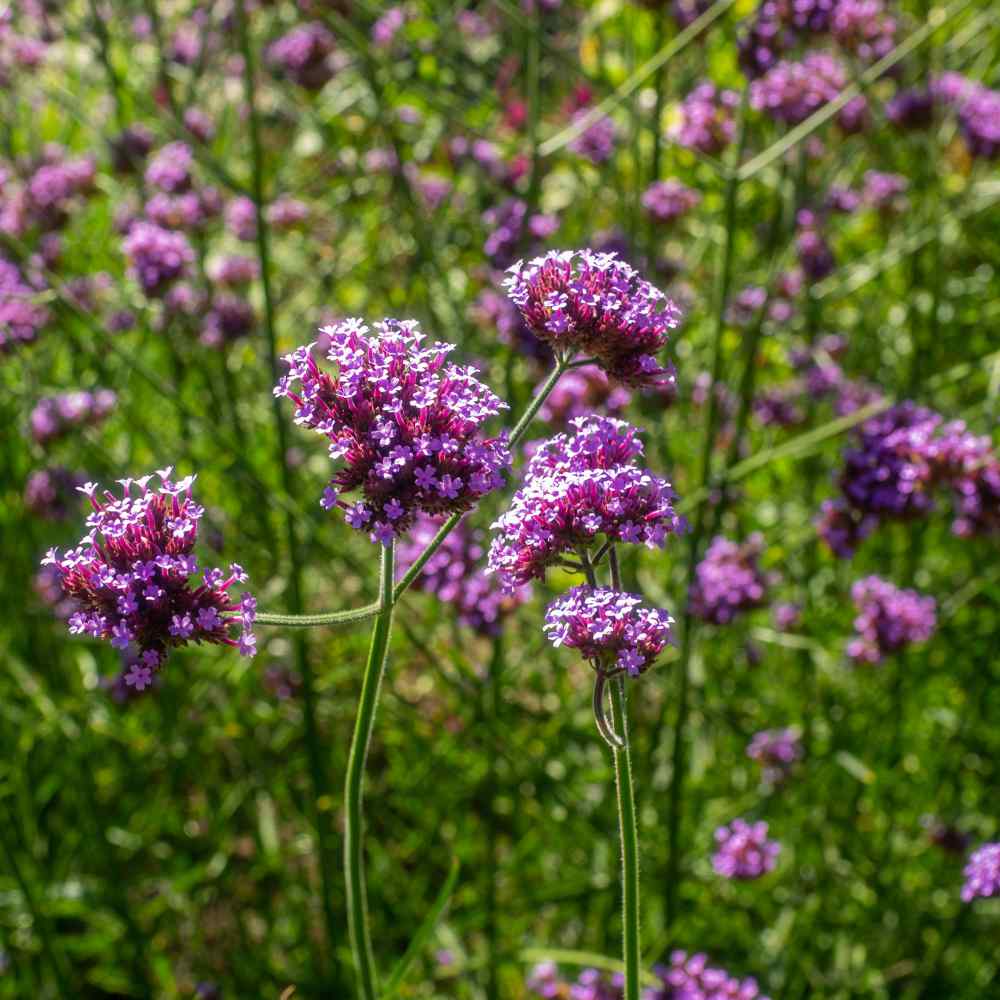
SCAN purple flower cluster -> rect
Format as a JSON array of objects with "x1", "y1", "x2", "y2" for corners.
[
  {"x1": 267, "y1": 22, "x2": 336, "y2": 90},
  {"x1": 145, "y1": 142, "x2": 193, "y2": 194},
  {"x1": 24, "y1": 467, "x2": 88, "y2": 520},
  {"x1": 750, "y1": 53, "x2": 858, "y2": 127},
  {"x1": 396, "y1": 515, "x2": 528, "y2": 636},
  {"x1": 847, "y1": 576, "x2": 936, "y2": 665},
  {"x1": 471, "y1": 287, "x2": 551, "y2": 364},
  {"x1": 653, "y1": 951, "x2": 771, "y2": 1000},
  {"x1": 641, "y1": 179, "x2": 702, "y2": 224},
  {"x1": 543, "y1": 585, "x2": 674, "y2": 677},
  {"x1": 886, "y1": 88, "x2": 935, "y2": 130},
  {"x1": 488, "y1": 416, "x2": 685, "y2": 589},
  {"x1": 275, "y1": 318, "x2": 510, "y2": 544},
  {"x1": 796, "y1": 211, "x2": 836, "y2": 282},
  {"x1": 226, "y1": 196, "x2": 257, "y2": 242},
  {"x1": 961, "y1": 843, "x2": 1000, "y2": 902},
  {"x1": 815, "y1": 499, "x2": 879, "y2": 559},
  {"x1": 747, "y1": 728, "x2": 802, "y2": 783},
  {"x1": 568, "y1": 110, "x2": 618, "y2": 164},
  {"x1": 830, "y1": 0, "x2": 896, "y2": 62},
  {"x1": 689, "y1": 534, "x2": 768, "y2": 625},
  {"x1": 30, "y1": 389, "x2": 116, "y2": 445},
  {"x1": 862, "y1": 170, "x2": 908, "y2": 213},
  {"x1": 528, "y1": 962, "x2": 622, "y2": 1000},
  {"x1": 0, "y1": 255, "x2": 49, "y2": 351},
  {"x1": 40, "y1": 470, "x2": 256, "y2": 693},
  {"x1": 670, "y1": 82, "x2": 740, "y2": 155},
  {"x1": 712, "y1": 818, "x2": 781, "y2": 879},
  {"x1": 200, "y1": 295, "x2": 256, "y2": 348},
  {"x1": 529, "y1": 954, "x2": 771, "y2": 1000},
  {"x1": 123, "y1": 220, "x2": 195, "y2": 296},
  {"x1": 932, "y1": 73, "x2": 1000, "y2": 160},
  {"x1": 503, "y1": 250, "x2": 681, "y2": 388},
  {"x1": 483, "y1": 198, "x2": 558, "y2": 268}
]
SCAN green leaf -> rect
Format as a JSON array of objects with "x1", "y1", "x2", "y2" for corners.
[{"x1": 382, "y1": 857, "x2": 460, "y2": 999}]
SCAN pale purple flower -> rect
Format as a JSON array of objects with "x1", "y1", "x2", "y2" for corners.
[{"x1": 712, "y1": 818, "x2": 780, "y2": 879}]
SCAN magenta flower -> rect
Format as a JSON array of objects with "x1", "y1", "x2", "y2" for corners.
[
  {"x1": 488, "y1": 416, "x2": 685, "y2": 590},
  {"x1": 275, "y1": 318, "x2": 510, "y2": 544},
  {"x1": 669, "y1": 82, "x2": 740, "y2": 155},
  {"x1": 689, "y1": 534, "x2": 768, "y2": 625},
  {"x1": 503, "y1": 250, "x2": 681, "y2": 388},
  {"x1": 543, "y1": 585, "x2": 674, "y2": 677},
  {"x1": 40, "y1": 470, "x2": 256, "y2": 695},
  {"x1": 123, "y1": 221, "x2": 194, "y2": 296},
  {"x1": 962, "y1": 843, "x2": 1000, "y2": 902},
  {"x1": 847, "y1": 576, "x2": 936, "y2": 665},
  {"x1": 747, "y1": 728, "x2": 802, "y2": 783},
  {"x1": 145, "y1": 141, "x2": 193, "y2": 193},
  {"x1": 641, "y1": 179, "x2": 702, "y2": 224},
  {"x1": 712, "y1": 818, "x2": 780, "y2": 880},
  {"x1": 267, "y1": 22, "x2": 336, "y2": 90}
]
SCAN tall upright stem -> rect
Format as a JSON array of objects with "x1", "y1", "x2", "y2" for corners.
[
  {"x1": 610, "y1": 677, "x2": 641, "y2": 1000},
  {"x1": 344, "y1": 541, "x2": 396, "y2": 1000}
]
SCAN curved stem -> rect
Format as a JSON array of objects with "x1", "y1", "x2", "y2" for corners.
[
  {"x1": 609, "y1": 677, "x2": 641, "y2": 1000},
  {"x1": 593, "y1": 672, "x2": 624, "y2": 750},
  {"x1": 256, "y1": 604, "x2": 381, "y2": 628},
  {"x1": 345, "y1": 541, "x2": 396, "y2": 1000}
]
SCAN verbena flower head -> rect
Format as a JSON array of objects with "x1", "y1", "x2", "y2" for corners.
[
  {"x1": 641, "y1": 179, "x2": 702, "y2": 224},
  {"x1": 816, "y1": 498, "x2": 878, "y2": 559},
  {"x1": 951, "y1": 460, "x2": 1000, "y2": 538},
  {"x1": 544, "y1": 585, "x2": 674, "y2": 677},
  {"x1": 652, "y1": 951, "x2": 771, "y2": 1000},
  {"x1": 528, "y1": 963, "x2": 623, "y2": 999},
  {"x1": 145, "y1": 141, "x2": 193, "y2": 193},
  {"x1": 689, "y1": 534, "x2": 768, "y2": 625},
  {"x1": 396, "y1": 515, "x2": 528, "y2": 636},
  {"x1": 750, "y1": 52, "x2": 848, "y2": 125},
  {"x1": 957, "y1": 85, "x2": 1000, "y2": 160},
  {"x1": 747, "y1": 728, "x2": 802, "y2": 783},
  {"x1": 863, "y1": 170, "x2": 908, "y2": 213},
  {"x1": 568, "y1": 110, "x2": 618, "y2": 163},
  {"x1": 30, "y1": 389, "x2": 116, "y2": 445},
  {"x1": 962, "y1": 843, "x2": 1000, "y2": 902},
  {"x1": 847, "y1": 576, "x2": 936, "y2": 665},
  {"x1": 488, "y1": 416, "x2": 685, "y2": 589},
  {"x1": 41, "y1": 470, "x2": 256, "y2": 694},
  {"x1": 540, "y1": 366, "x2": 632, "y2": 428},
  {"x1": 503, "y1": 250, "x2": 681, "y2": 388},
  {"x1": 123, "y1": 221, "x2": 194, "y2": 296},
  {"x1": 670, "y1": 81, "x2": 740, "y2": 155},
  {"x1": 275, "y1": 318, "x2": 510, "y2": 544},
  {"x1": 267, "y1": 21, "x2": 336, "y2": 90},
  {"x1": 712, "y1": 818, "x2": 781, "y2": 879},
  {"x1": 0, "y1": 256, "x2": 49, "y2": 351}
]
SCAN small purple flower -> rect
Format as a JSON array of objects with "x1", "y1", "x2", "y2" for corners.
[
  {"x1": 489, "y1": 417, "x2": 685, "y2": 589},
  {"x1": 689, "y1": 534, "x2": 768, "y2": 625},
  {"x1": 40, "y1": 471, "x2": 256, "y2": 696},
  {"x1": 846, "y1": 576, "x2": 936, "y2": 665},
  {"x1": 277, "y1": 318, "x2": 510, "y2": 541},
  {"x1": 503, "y1": 250, "x2": 681, "y2": 388},
  {"x1": 543, "y1": 585, "x2": 675, "y2": 677},
  {"x1": 267, "y1": 22, "x2": 336, "y2": 90},
  {"x1": 669, "y1": 82, "x2": 740, "y2": 155},
  {"x1": 123, "y1": 221, "x2": 194, "y2": 297},
  {"x1": 568, "y1": 110, "x2": 618, "y2": 164},
  {"x1": 641, "y1": 179, "x2": 702, "y2": 224},
  {"x1": 145, "y1": 142, "x2": 193, "y2": 193},
  {"x1": 747, "y1": 728, "x2": 802, "y2": 783},
  {"x1": 712, "y1": 818, "x2": 781, "y2": 880},
  {"x1": 962, "y1": 842, "x2": 1000, "y2": 902}
]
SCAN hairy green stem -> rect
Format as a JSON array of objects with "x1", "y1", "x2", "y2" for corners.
[
  {"x1": 256, "y1": 604, "x2": 382, "y2": 628},
  {"x1": 345, "y1": 541, "x2": 396, "y2": 1000},
  {"x1": 609, "y1": 677, "x2": 641, "y2": 1000}
]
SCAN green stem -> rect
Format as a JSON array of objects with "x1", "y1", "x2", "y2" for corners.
[
  {"x1": 485, "y1": 633, "x2": 504, "y2": 1000},
  {"x1": 345, "y1": 540, "x2": 396, "y2": 1000},
  {"x1": 609, "y1": 677, "x2": 641, "y2": 1000},
  {"x1": 256, "y1": 604, "x2": 382, "y2": 628}
]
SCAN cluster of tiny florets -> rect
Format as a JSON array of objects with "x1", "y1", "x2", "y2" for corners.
[
  {"x1": 543, "y1": 585, "x2": 675, "y2": 677},
  {"x1": 0, "y1": 255, "x2": 49, "y2": 351},
  {"x1": 30, "y1": 389, "x2": 116, "y2": 445},
  {"x1": 747, "y1": 728, "x2": 803, "y2": 783},
  {"x1": 962, "y1": 843, "x2": 1000, "y2": 902},
  {"x1": 641, "y1": 179, "x2": 702, "y2": 224},
  {"x1": 396, "y1": 515, "x2": 528, "y2": 636},
  {"x1": 846, "y1": 576, "x2": 936, "y2": 665},
  {"x1": 712, "y1": 818, "x2": 781, "y2": 879},
  {"x1": 40, "y1": 470, "x2": 256, "y2": 695},
  {"x1": 24, "y1": 467, "x2": 88, "y2": 520},
  {"x1": 488, "y1": 416, "x2": 685, "y2": 589},
  {"x1": 689, "y1": 534, "x2": 768, "y2": 625},
  {"x1": 750, "y1": 53, "x2": 852, "y2": 126},
  {"x1": 670, "y1": 82, "x2": 740, "y2": 155},
  {"x1": 503, "y1": 250, "x2": 681, "y2": 388},
  {"x1": 275, "y1": 318, "x2": 510, "y2": 544},
  {"x1": 123, "y1": 220, "x2": 195, "y2": 296},
  {"x1": 266, "y1": 22, "x2": 336, "y2": 90}
]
